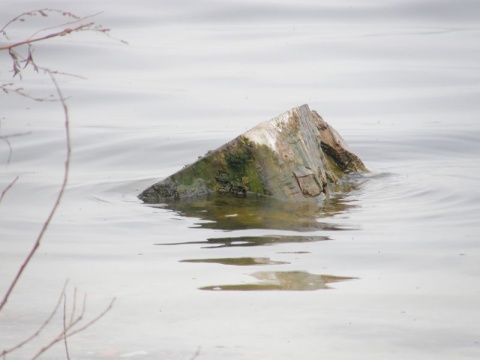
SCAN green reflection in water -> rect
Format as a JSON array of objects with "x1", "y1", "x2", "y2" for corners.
[
  {"x1": 200, "y1": 271, "x2": 357, "y2": 291},
  {"x1": 151, "y1": 193, "x2": 356, "y2": 232},
  {"x1": 181, "y1": 257, "x2": 289, "y2": 266},
  {"x1": 159, "y1": 235, "x2": 329, "y2": 248}
]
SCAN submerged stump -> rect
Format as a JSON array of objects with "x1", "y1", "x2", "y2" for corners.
[{"x1": 138, "y1": 104, "x2": 367, "y2": 203}]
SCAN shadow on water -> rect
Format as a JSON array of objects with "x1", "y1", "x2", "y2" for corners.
[
  {"x1": 200, "y1": 271, "x2": 357, "y2": 291},
  {"x1": 150, "y1": 192, "x2": 357, "y2": 232},
  {"x1": 181, "y1": 257, "x2": 289, "y2": 266},
  {"x1": 160, "y1": 235, "x2": 330, "y2": 248}
]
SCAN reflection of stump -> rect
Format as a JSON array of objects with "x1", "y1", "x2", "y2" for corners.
[
  {"x1": 139, "y1": 104, "x2": 367, "y2": 203},
  {"x1": 199, "y1": 271, "x2": 357, "y2": 291}
]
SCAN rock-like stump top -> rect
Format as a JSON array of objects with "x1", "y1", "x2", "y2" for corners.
[{"x1": 139, "y1": 104, "x2": 367, "y2": 203}]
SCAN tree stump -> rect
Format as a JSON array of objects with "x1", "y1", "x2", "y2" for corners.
[{"x1": 138, "y1": 104, "x2": 367, "y2": 203}]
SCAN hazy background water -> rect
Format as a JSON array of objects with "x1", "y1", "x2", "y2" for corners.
[{"x1": 1, "y1": 1, "x2": 480, "y2": 359}]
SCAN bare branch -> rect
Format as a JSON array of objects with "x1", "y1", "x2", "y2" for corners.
[
  {"x1": 0, "y1": 22, "x2": 95, "y2": 52},
  {"x1": 65, "y1": 297, "x2": 116, "y2": 338},
  {"x1": 1, "y1": 8, "x2": 126, "y2": 80},
  {"x1": 0, "y1": 10, "x2": 120, "y2": 358},
  {"x1": 0, "y1": 71, "x2": 71, "y2": 313},
  {"x1": 0, "y1": 9, "x2": 127, "y2": 53},
  {"x1": 30, "y1": 297, "x2": 115, "y2": 360},
  {"x1": 1, "y1": 283, "x2": 114, "y2": 360},
  {"x1": 0, "y1": 83, "x2": 58, "y2": 102},
  {"x1": 26, "y1": 11, "x2": 103, "y2": 41},
  {"x1": 0, "y1": 9, "x2": 81, "y2": 38}
]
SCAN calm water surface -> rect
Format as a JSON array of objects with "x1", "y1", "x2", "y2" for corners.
[{"x1": 1, "y1": 1, "x2": 480, "y2": 359}]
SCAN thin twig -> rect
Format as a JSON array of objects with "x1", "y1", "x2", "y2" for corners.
[
  {"x1": 0, "y1": 71, "x2": 71, "y2": 313},
  {"x1": 0, "y1": 9, "x2": 80, "y2": 36},
  {"x1": 1, "y1": 136, "x2": 13, "y2": 168},
  {"x1": 65, "y1": 297, "x2": 116, "y2": 338},
  {"x1": 0, "y1": 176, "x2": 19, "y2": 203},
  {"x1": 0, "y1": 282, "x2": 68, "y2": 357},
  {"x1": 0, "y1": 132, "x2": 31, "y2": 169},
  {"x1": 62, "y1": 293, "x2": 71, "y2": 360},
  {"x1": 1, "y1": 84, "x2": 58, "y2": 101},
  {"x1": 0, "y1": 22, "x2": 94, "y2": 51},
  {"x1": 1, "y1": 8, "x2": 127, "y2": 52},
  {"x1": 69, "y1": 287, "x2": 77, "y2": 325},
  {"x1": 2, "y1": 284, "x2": 114, "y2": 359},
  {"x1": 27, "y1": 11, "x2": 103, "y2": 41}
]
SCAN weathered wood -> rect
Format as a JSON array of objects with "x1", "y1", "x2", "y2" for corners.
[{"x1": 138, "y1": 104, "x2": 367, "y2": 203}]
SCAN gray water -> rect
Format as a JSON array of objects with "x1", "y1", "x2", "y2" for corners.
[{"x1": 1, "y1": 1, "x2": 480, "y2": 359}]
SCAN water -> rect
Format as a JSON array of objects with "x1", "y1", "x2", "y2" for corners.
[{"x1": 1, "y1": 1, "x2": 480, "y2": 359}]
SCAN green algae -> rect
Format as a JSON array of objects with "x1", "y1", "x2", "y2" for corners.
[
  {"x1": 151, "y1": 136, "x2": 280, "y2": 200},
  {"x1": 224, "y1": 136, "x2": 254, "y2": 176},
  {"x1": 160, "y1": 136, "x2": 271, "y2": 198}
]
